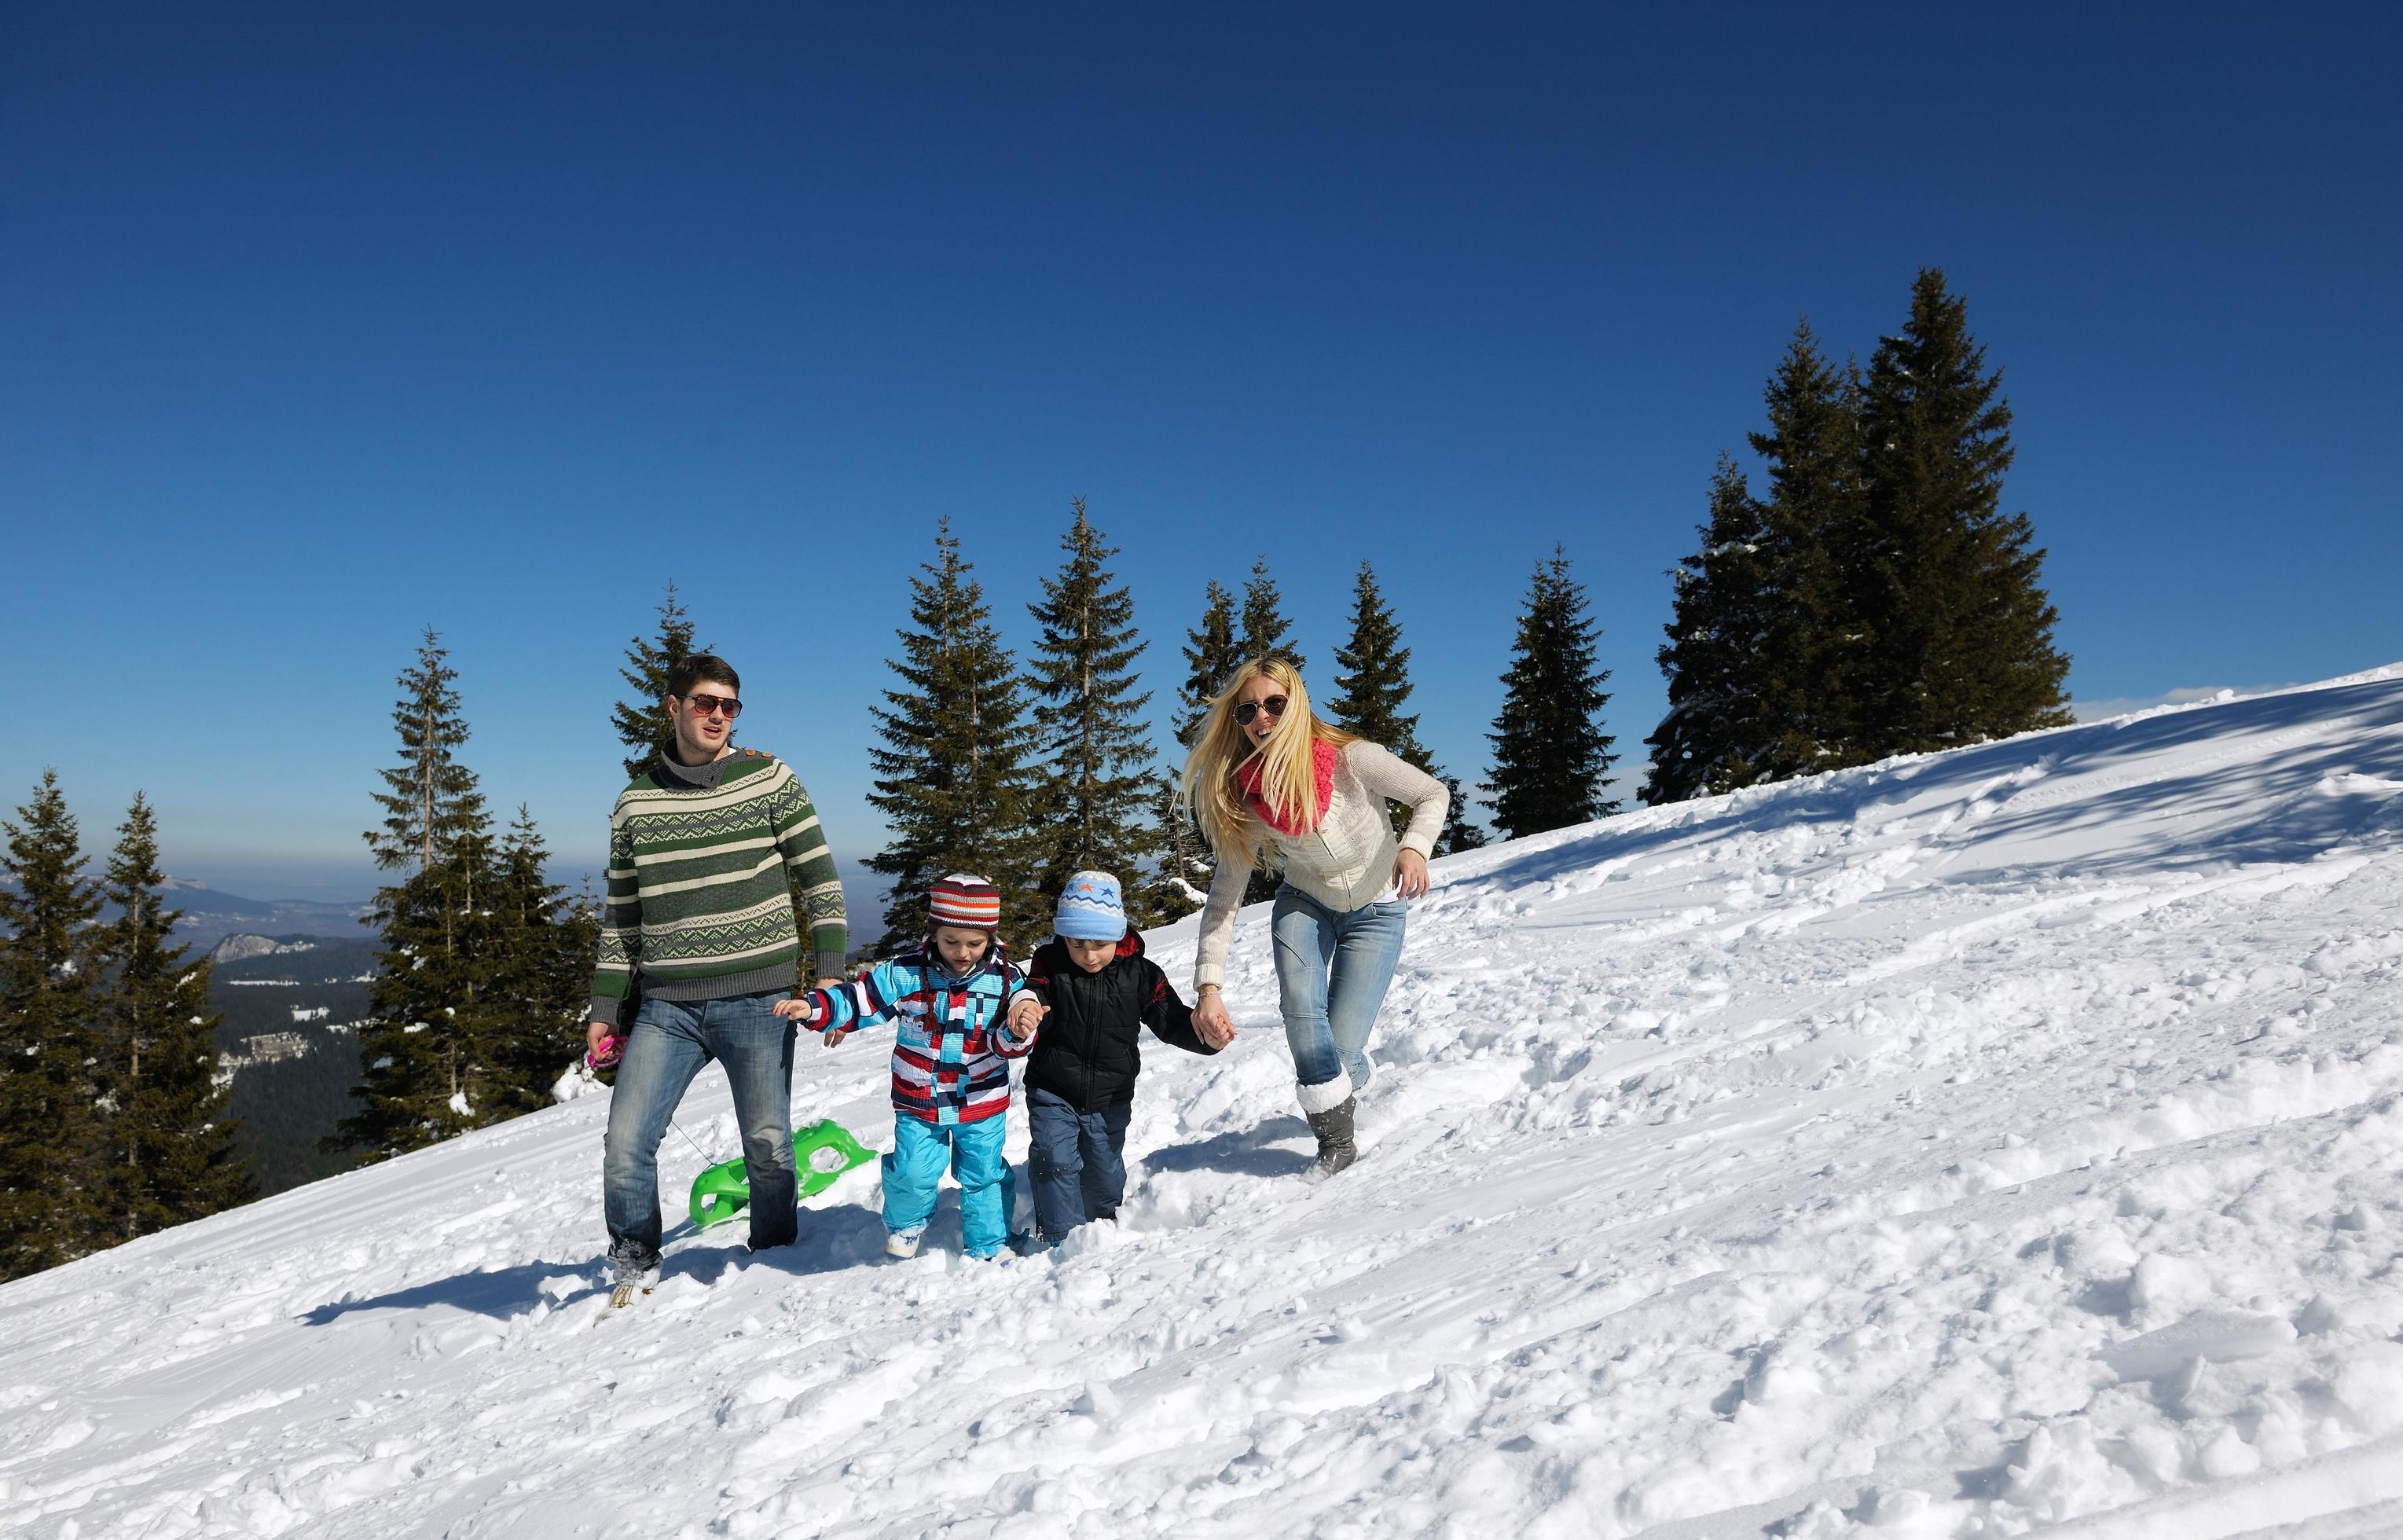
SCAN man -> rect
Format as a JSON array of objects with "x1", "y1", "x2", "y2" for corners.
[{"x1": 589, "y1": 653, "x2": 846, "y2": 1304}]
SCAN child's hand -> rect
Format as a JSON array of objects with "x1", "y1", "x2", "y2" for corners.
[
  {"x1": 1007, "y1": 996, "x2": 1048, "y2": 1038},
  {"x1": 821, "y1": 1026, "x2": 850, "y2": 1049},
  {"x1": 772, "y1": 996, "x2": 816, "y2": 1021}
]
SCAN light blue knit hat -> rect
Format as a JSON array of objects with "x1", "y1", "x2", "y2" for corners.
[{"x1": 1055, "y1": 870, "x2": 1128, "y2": 941}]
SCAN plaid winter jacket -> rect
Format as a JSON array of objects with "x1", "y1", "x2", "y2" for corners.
[{"x1": 794, "y1": 942, "x2": 1035, "y2": 1125}]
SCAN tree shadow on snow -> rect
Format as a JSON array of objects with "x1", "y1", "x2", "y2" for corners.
[{"x1": 1143, "y1": 1116, "x2": 1315, "y2": 1179}]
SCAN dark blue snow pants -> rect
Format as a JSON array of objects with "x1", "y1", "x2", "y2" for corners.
[{"x1": 1025, "y1": 1087, "x2": 1132, "y2": 1245}]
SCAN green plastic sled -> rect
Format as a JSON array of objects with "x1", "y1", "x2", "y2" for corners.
[{"x1": 688, "y1": 1117, "x2": 879, "y2": 1230}]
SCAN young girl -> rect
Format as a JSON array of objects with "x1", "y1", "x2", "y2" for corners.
[{"x1": 775, "y1": 874, "x2": 1036, "y2": 1259}]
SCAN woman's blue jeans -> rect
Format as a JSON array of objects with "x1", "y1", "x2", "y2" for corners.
[
  {"x1": 1271, "y1": 886, "x2": 1407, "y2": 1113},
  {"x1": 604, "y1": 990, "x2": 797, "y2": 1274}
]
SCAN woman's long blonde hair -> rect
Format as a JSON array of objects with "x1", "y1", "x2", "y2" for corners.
[{"x1": 1178, "y1": 658, "x2": 1356, "y2": 872}]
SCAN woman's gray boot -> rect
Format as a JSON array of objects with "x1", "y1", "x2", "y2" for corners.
[{"x1": 1306, "y1": 1096, "x2": 1358, "y2": 1177}]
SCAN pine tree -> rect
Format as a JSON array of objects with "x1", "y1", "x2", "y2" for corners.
[
  {"x1": 486, "y1": 806, "x2": 597, "y2": 1114},
  {"x1": 1331, "y1": 561, "x2": 1471, "y2": 846},
  {"x1": 339, "y1": 632, "x2": 509, "y2": 1159},
  {"x1": 1487, "y1": 550, "x2": 1617, "y2": 839},
  {"x1": 1748, "y1": 324, "x2": 1873, "y2": 779},
  {"x1": 612, "y1": 582, "x2": 705, "y2": 781},
  {"x1": 1024, "y1": 500, "x2": 1164, "y2": 925},
  {"x1": 1327, "y1": 563, "x2": 1428, "y2": 764},
  {"x1": 1175, "y1": 580, "x2": 1240, "y2": 743},
  {"x1": 0, "y1": 772, "x2": 102, "y2": 1279},
  {"x1": 92, "y1": 793, "x2": 250, "y2": 1241},
  {"x1": 1641, "y1": 456, "x2": 1774, "y2": 805},
  {"x1": 1238, "y1": 556, "x2": 1304, "y2": 673},
  {"x1": 1855, "y1": 269, "x2": 2071, "y2": 755},
  {"x1": 865, "y1": 521, "x2": 1042, "y2": 952},
  {"x1": 1438, "y1": 777, "x2": 1488, "y2": 852}
]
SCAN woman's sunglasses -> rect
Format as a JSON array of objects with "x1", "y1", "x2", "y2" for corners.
[
  {"x1": 1235, "y1": 695, "x2": 1288, "y2": 726},
  {"x1": 680, "y1": 692, "x2": 743, "y2": 720}
]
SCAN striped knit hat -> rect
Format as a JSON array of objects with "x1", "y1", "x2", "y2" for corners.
[{"x1": 926, "y1": 873, "x2": 1002, "y2": 934}]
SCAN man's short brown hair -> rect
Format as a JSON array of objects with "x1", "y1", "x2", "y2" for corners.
[{"x1": 667, "y1": 653, "x2": 739, "y2": 698}]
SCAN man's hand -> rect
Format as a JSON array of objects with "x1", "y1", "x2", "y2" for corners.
[
  {"x1": 1007, "y1": 996, "x2": 1048, "y2": 1040},
  {"x1": 586, "y1": 1020, "x2": 617, "y2": 1061},
  {"x1": 1193, "y1": 988, "x2": 1236, "y2": 1050},
  {"x1": 1392, "y1": 848, "x2": 1431, "y2": 900}
]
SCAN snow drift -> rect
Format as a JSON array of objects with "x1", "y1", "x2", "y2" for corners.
[{"x1": 7, "y1": 666, "x2": 2403, "y2": 1538}]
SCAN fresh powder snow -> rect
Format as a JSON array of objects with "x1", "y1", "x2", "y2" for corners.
[{"x1": 6, "y1": 666, "x2": 2403, "y2": 1538}]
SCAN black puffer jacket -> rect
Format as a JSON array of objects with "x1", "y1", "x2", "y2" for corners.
[{"x1": 1022, "y1": 930, "x2": 1217, "y2": 1111}]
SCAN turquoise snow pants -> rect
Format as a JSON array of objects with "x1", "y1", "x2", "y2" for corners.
[{"x1": 882, "y1": 1115, "x2": 1015, "y2": 1258}]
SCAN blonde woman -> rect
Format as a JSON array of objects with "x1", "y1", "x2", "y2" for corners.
[{"x1": 1183, "y1": 658, "x2": 1449, "y2": 1175}]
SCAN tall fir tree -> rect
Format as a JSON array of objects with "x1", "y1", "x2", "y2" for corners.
[
  {"x1": 1640, "y1": 456, "x2": 1774, "y2": 805},
  {"x1": 1174, "y1": 580, "x2": 1240, "y2": 743},
  {"x1": 339, "y1": 632, "x2": 511, "y2": 1159},
  {"x1": 1327, "y1": 563, "x2": 1428, "y2": 764},
  {"x1": 1855, "y1": 269, "x2": 2071, "y2": 755},
  {"x1": 92, "y1": 793, "x2": 250, "y2": 1241},
  {"x1": 1330, "y1": 561, "x2": 1480, "y2": 849},
  {"x1": 1748, "y1": 323, "x2": 1872, "y2": 779},
  {"x1": 612, "y1": 582, "x2": 705, "y2": 781},
  {"x1": 0, "y1": 772, "x2": 102, "y2": 1279},
  {"x1": 1487, "y1": 550, "x2": 1617, "y2": 839},
  {"x1": 1238, "y1": 556, "x2": 1304, "y2": 673},
  {"x1": 865, "y1": 521, "x2": 1042, "y2": 952},
  {"x1": 1437, "y1": 776, "x2": 1488, "y2": 852},
  {"x1": 1024, "y1": 500, "x2": 1165, "y2": 925},
  {"x1": 485, "y1": 805, "x2": 598, "y2": 1115},
  {"x1": 1152, "y1": 581, "x2": 1240, "y2": 921}
]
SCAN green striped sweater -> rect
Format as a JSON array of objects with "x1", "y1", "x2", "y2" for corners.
[{"x1": 586, "y1": 748, "x2": 848, "y2": 1024}]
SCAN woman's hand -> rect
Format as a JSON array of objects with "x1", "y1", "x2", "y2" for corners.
[
  {"x1": 1392, "y1": 848, "x2": 1430, "y2": 900},
  {"x1": 1193, "y1": 988, "x2": 1236, "y2": 1049}
]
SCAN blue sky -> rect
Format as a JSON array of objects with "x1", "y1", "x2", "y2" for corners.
[{"x1": 3, "y1": 4, "x2": 2397, "y2": 908}]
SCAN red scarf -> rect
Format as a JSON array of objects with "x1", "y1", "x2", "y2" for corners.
[{"x1": 1237, "y1": 739, "x2": 1338, "y2": 836}]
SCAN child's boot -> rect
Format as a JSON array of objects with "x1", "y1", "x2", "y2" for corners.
[
  {"x1": 885, "y1": 1227, "x2": 924, "y2": 1260},
  {"x1": 1305, "y1": 1096, "x2": 1358, "y2": 1178}
]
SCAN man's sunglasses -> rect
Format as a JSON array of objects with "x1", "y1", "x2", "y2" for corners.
[
  {"x1": 680, "y1": 692, "x2": 743, "y2": 720},
  {"x1": 1235, "y1": 695, "x2": 1288, "y2": 726}
]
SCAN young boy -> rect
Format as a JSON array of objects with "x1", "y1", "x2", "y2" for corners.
[
  {"x1": 776, "y1": 874, "x2": 1035, "y2": 1260},
  {"x1": 1008, "y1": 871, "x2": 1222, "y2": 1247}
]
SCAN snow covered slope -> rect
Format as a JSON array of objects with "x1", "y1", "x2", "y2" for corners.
[{"x1": 9, "y1": 666, "x2": 2403, "y2": 1539}]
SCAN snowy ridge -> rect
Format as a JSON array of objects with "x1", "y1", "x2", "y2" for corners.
[{"x1": 7, "y1": 666, "x2": 2403, "y2": 1538}]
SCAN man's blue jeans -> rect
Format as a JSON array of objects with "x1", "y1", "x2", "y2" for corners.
[
  {"x1": 1271, "y1": 886, "x2": 1408, "y2": 1114},
  {"x1": 604, "y1": 990, "x2": 796, "y2": 1274},
  {"x1": 882, "y1": 1115, "x2": 1014, "y2": 1258},
  {"x1": 1025, "y1": 1087, "x2": 1132, "y2": 1245}
]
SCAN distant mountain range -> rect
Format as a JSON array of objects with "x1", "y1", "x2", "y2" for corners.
[{"x1": 0, "y1": 872, "x2": 376, "y2": 952}]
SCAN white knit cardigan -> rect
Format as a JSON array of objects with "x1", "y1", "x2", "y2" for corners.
[{"x1": 1192, "y1": 739, "x2": 1449, "y2": 988}]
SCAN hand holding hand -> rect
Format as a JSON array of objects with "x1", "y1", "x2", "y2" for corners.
[
  {"x1": 1392, "y1": 849, "x2": 1431, "y2": 900},
  {"x1": 1193, "y1": 989, "x2": 1236, "y2": 1050},
  {"x1": 1007, "y1": 996, "x2": 1049, "y2": 1039}
]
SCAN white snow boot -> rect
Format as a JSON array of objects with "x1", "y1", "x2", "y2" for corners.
[
  {"x1": 885, "y1": 1228, "x2": 924, "y2": 1260},
  {"x1": 609, "y1": 1266, "x2": 659, "y2": 1308}
]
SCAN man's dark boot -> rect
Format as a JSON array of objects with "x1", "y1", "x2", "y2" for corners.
[{"x1": 1306, "y1": 1095, "x2": 1358, "y2": 1178}]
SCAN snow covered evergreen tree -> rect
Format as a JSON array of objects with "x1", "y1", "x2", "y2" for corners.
[
  {"x1": 612, "y1": 582, "x2": 705, "y2": 781},
  {"x1": 866, "y1": 522, "x2": 1042, "y2": 951},
  {"x1": 1025, "y1": 500, "x2": 1164, "y2": 926},
  {"x1": 1855, "y1": 270, "x2": 2071, "y2": 755},
  {"x1": 1487, "y1": 551, "x2": 1617, "y2": 839},
  {"x1": 0, "y1": 772, "x2": 102, "y2": 1279},
  {"x1": 92, "y1": 793, "x2": 250, "y2": 1241}
]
